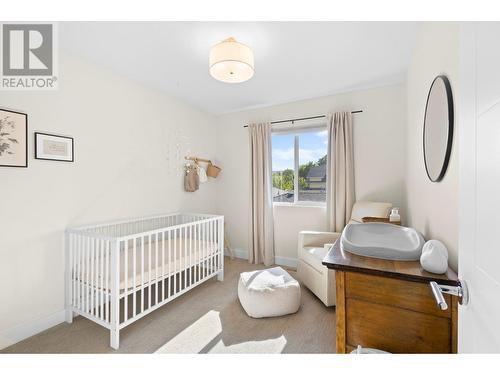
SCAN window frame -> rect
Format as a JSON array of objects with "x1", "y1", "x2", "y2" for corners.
[{"x1": 271, "y1": 123, "x2": 327, "y2": 207}]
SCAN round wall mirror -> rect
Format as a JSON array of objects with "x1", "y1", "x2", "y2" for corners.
[{"x1": 423, "y1": 75, "x2": 454, "y2": 182}]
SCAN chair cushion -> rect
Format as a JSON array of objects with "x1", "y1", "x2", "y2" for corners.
[
  {"x1": 301, "y1": 246, "x2": 329, "y2": 273},
  {"x1": 238, "y1": 267, "x2": 301, "y2": 318}
]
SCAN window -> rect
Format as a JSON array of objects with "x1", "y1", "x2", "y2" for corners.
[{"x1": 272, "y1": 127, "x2": 327, "y2": 204}]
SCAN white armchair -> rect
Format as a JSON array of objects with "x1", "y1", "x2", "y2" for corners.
[{"x1": 297, "y1": 201, "x2": 392, "y2": 306}]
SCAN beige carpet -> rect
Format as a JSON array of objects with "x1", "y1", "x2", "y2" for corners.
[{"x1": 1, "y1": 258, "x2": 336, "y2": 354}]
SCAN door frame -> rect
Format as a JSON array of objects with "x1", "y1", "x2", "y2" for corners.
[{"x1": 457, "y1": 22, "x2": 477, "y2": 353}]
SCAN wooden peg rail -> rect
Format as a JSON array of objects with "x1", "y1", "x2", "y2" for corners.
[{"x1": 185, "y1": 156, "x2": 211, "y2": 163}]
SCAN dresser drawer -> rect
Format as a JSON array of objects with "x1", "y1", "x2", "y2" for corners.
[
  {"x1": 345, "y1": 298, "x2": 452, "y2": 353},
  {"x1": 345, "y1": 271, "x2": 451, "y2": 318}
]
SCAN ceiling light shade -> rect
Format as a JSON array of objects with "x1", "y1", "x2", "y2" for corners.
[{"x1": 209, "y1": 37, "x2": 254, "y2": 83}]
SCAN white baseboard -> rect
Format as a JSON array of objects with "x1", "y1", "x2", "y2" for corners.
[
  {"x1": 274, "y1": 256, "x2": 298, "y2": 269},
  {"x1": 225, "y1": 248, "x2": 248, "y2": 260},
  {"x1": 225, "y1": 248, "x2": 297, "y2": 269},
  {"x1": 0, "y1": 310, "x2": 66, "y2": 350}
]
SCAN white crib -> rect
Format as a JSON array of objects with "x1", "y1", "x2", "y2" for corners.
[{"x1": 65, "y1": 213, "x2": 224, "y2": 349}]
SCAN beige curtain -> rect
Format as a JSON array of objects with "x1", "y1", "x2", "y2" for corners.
[
  {"x1": 326, "y1": 112, "x2": 355, "y2": 232},
  {"x1": 248, "y1": 122, "x2": 275, "y2": 266}
]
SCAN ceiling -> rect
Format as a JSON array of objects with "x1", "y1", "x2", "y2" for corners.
[{"x1": 59, "y1": 22, "x2": 419, "y2": 115}]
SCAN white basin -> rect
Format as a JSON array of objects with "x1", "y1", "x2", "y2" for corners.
[{"x1": 340, "y1": 223, "x2": 425, "y2": 261}]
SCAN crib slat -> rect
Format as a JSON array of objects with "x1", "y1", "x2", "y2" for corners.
[
  {"x1": 187, "y1": 225, "x2": 191, "y2": 286},
  {"x1": 75, "y1": 235, "x2": 79, "y2": 311},
  {"x1": 71, "y1": 234, "x2": 75, "y2": 309},
  {"x1": 214, "y1": 220, "x2": 217, "y2": 274},
  {"x1": 184, "y1": 226, "x2": 187, "y2": 289},
  {"x1": 81, "y1": 235, "x2": 84, "y2": 311},
  {"x1": 198, "y1": 222, "x2": 201, "y2": 282},
  {"x1": 203, "y1": 222, "x2": 207, "y2": 279},
  {"x1": 96, "y1": 239, "x2": 100, "y2": 316},
  {"x1": 213, "y1": 220, "x2": 216, "y2": 275},
  {"x1": 214, "y1": 220, "x2": 218, "y2": 274},
  {"x1": 105, "y1": 240, "x2": 110, "y2": 323},
  {"x1": 194, "y1": 224, "x2": 197, "y2": 285},
  {"x1": 186, "y1": 226, "x2": 189, "y2": 286},
  {"x1": 173, "y1": 229, "x2": 177, "y2": 295},
  {"x1": 206, "y1": 221, "x2": 209, "y2": 277},
  {"x1": 220, "y1": 218, "x2": 224, "y2": 274},
  {"x1": 83, "y1": 236, "x2": 87, "y2": 314},
  {"x1": 206, "y1": 221, "x2": 210, "y2": 278},
  {"x1": 216, "y1": 220, "x2": 219, "y2": 274},
  {"x1": 84, "y1": 237, "x2": 88, "y2": 314},
  {"x1": 219, "y1": 218, "x2": 223, "y2": 273},
  {"x1": 179, "y1": 227, "x2": 183, "y2": 290},
  {"x1": 189, "y1": 225, "x2": 192, "y2": 286},
  {"x1": 92, "y1": 238, "x2": 97, "y2": 315},
  {"x1": 94, "y1": 239, "x2": 99, "y2": 318},
  {"x1": 195, "y1": 223, "x2": 199, "y2": 284},
  {"x1": 148, "y1": 234, "x2": 152, "y2": 309},
  {"x1": 217, "y1": 220, "x2": 220, "y2": 273},
  {"x1": 215, "y1": 220, "x2": 218, "y2": 274},
  {"x1": 205, "y1": 222, "x2": 208, "y2": 278},
  {"x1": 93, "y1": 239, "x2": 97, "y2": 319},
  {"x1": 214, "y1": 220, "x2": 217, "y2": 275},
  {"x1": 162, "y1": 231, "x2": 165, "y2": 302},
  {"x1": 100, "y1": 239, "x2": 104, "y2": 320},
  {"x1": 179, "y1": 227, "x2": 183, "y2": 289},
  {"x1": 124, "y1": 239, "x2": 128, "y2": 322},
  {"x1": 110, "y1": 240, "x2": 120, "y2": 348},
  {"x1": 207, "y1": 221, "x2": 210, "y2": 277},
  {"x1": 210, "y1": 220, "x2": 213, "y2": 276},
  {"x1": 168, "y1": 230, "x2": 171, "y2": 299},
  {"x1": 68, "y1": 234, "x2": 73, "y2": 309},
  {"x1": 199, "y1": 222, "x2": 202, "y2": 282},
  {"x1": 155, "y1": 232, "x2": 159, "y2": 306},
  {"x1": 198, "y1": 223, "x2": 201, "y2": 279},
  {"x1": 86, "y1": 236, "x2": 90, "y2": 313},
  {"x1": 209, "y1": 220, "x2": 213, "y2": 276},
  {"x1": 208, "y1": 220, "x2": 212, "y2": 276},
  {"x1": 133, "y1": 238, "x2": 137, "y2": 317},
  {"x1": 141, "y1": 236, "x2": 145, "y2": 313},
  {"x1": 77, "y1": 235, "x2": 81, "y2": 311},
  {"x1": 81, "y1": 236, "x2": 85, "y2": 313}
]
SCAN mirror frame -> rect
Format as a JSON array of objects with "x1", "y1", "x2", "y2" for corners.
[{"x1": 423, "y1": 75, "x2": 454, "y2": 182}]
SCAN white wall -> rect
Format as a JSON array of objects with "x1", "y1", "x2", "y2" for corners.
[
  {"x1": 0, "y1": 52, "x2": 218, "y2": 348},
  {"x1": 216, "y1": 84, "x2": 407, "y2": 263},
  {"x1": 406, "y1": 23, "x2": 459, "y2": 271}
]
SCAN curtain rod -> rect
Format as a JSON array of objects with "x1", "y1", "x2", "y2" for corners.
[{"x1": 243, "y1": 110, "x2": 363, "y2": 128}]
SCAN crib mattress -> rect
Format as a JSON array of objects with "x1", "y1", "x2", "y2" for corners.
[{"x1": 76, "y1": 238, "x2": 219, "y2": 291}]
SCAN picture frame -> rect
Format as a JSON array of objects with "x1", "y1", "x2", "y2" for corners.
[
  {"x1": 0, "y1": 109, "x2": 28, "y2": 168},
  {"x1": 34, "y1": 132, "x2": 74, "y2": 162}
]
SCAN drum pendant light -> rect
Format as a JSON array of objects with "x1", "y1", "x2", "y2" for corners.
[{"x1": 209, "y1": 37, "x2": 254, "y2": 83}]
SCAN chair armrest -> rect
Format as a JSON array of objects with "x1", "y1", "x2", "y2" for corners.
[{"x1": 298, "y1": 231, "x2": 341, "y2": 249}]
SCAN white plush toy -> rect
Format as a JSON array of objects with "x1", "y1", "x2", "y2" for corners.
[{"x1": 420, "y1": 240, "x2": 449, "y2": 274}]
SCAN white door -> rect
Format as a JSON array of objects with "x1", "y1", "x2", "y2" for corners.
[{"x1": 459, "y1": 22, "x2": 500, "y2": 353}]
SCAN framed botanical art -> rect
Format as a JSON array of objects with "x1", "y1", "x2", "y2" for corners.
[
  {"x1": 35, "y1": 132, "x2": 74, "y2": 162},
  {"x1": 0, "y1": 109, "x2": 28, "y2": 168}
]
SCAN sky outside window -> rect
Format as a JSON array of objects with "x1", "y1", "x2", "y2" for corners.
[{"x1": 272, "y1": 129, "x2": 327, "y2": 203}]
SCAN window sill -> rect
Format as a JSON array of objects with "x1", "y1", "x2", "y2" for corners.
[{"x1": 273, "y1": 202, "x2": 326, "y2": 208}]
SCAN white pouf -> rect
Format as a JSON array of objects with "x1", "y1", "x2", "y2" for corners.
[{"x1": 238, "y1": 266, "x2": 301, "y2": 318}]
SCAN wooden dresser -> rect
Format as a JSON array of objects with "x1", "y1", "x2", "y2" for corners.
[{"x1": 323, "y1": 240, "x2": 459, "y2": 354}]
